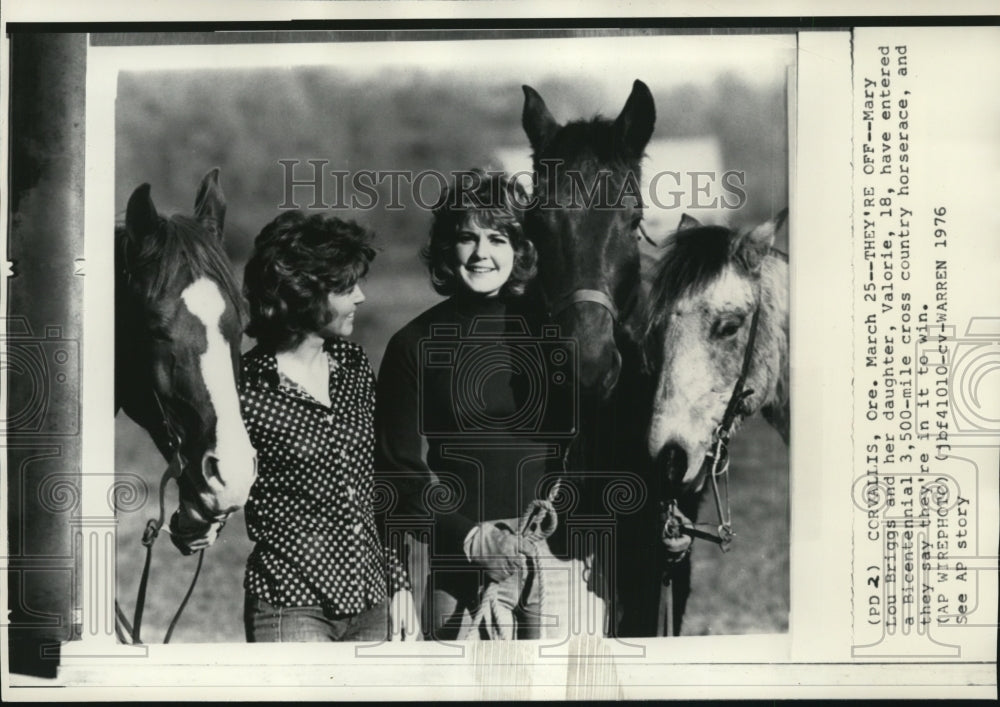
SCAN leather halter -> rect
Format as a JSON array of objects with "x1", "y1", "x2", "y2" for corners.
[
  {"x1": 542, "y1": 217, "x2": 657, "y2": 326},
  {"x1": 549, "y1": 288, "x2": 620, "y2": 324}
]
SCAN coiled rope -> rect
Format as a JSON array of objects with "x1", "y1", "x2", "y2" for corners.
[{"x1": 471, "y1": 481, "x2": 561, "y2": 640}]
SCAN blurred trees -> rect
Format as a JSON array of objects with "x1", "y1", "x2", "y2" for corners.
[{"x1": 117, "y1": 67, "x2": 787, "y2": 266}]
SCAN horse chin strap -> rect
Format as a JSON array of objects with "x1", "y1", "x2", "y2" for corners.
[{"x1": 663, "y1": 302, "x2": 762, "y2": 557}]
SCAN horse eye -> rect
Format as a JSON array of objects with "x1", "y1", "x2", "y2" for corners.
[{"x1": 711, "y1": 315, "x2": 745, "y2": 339}]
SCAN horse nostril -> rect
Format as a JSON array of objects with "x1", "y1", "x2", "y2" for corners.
[
  {"x1": 655, "y1": 443, "x2": 688, "y2": 489},
  {"x1": 201, "y1": 450, "x2": 223, "y2": 485}
]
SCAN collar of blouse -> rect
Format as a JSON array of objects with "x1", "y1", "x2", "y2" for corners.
[{"x1": 242, "y1": 337, "x2": 367, "y2": 390}]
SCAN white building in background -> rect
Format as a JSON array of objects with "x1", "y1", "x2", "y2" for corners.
[{"x1": 494, "y1": 134, "x2": 733, "y2": 243}]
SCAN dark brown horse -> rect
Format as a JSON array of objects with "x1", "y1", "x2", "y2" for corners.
[
  {"x1": 522, "y1": 79, "x2": 655, "y2": 401},
  {"x1": 520, "y1": 80, "x2": 664, "y2": 636},
  {"x1": 116, "y1": 169, "x2": 256, "y2": 550}
]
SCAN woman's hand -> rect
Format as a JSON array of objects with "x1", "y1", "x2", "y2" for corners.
[
  {"x1": 661, "y1": 505, "x2": 694, "y2": 557},
  {"x1": 389, "y1": 589, "x2": 420, "y2": 641},
  {"x1": 463, "y1": 521, "x2": 527, "y2": 582}
]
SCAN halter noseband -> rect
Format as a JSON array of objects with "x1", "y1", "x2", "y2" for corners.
[{"x1": 549, "y1": 288, "x2": 620, "y2": 324}]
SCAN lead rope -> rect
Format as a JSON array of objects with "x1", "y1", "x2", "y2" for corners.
[
  {"x1": 116, "y1": 454, "x2": 208, "y2": 645},
  {"x1": 131, "y1": 458, "x2": 180, "y2": 642},
  {"x1": 471, "y1": 480, "x2": 562, "y2": 640},
  {"x1": 114, "y1": 390, "x2": 206, "y2": 645}
]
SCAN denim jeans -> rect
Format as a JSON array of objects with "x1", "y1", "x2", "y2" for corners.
[{"x1": 245, "y1": 593, "x2": 388, "y2": 642}]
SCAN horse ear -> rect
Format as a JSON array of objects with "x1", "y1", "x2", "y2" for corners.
[
  {"x1": 676, "y1": 213, "x2": 702, "y2": 232},
  {"x1": 614, "y1": 79, "x2": 656, "y2": 158},
  {"x1": 522, "y1": 85, "x2": 560, "y2": 155},
  {"x1": 194, "y1": 167, "x2": 227, "y2": 239},
  {"x1": 125, "y1": 183, "x2": 160, "y2": 245},
  {"x1": 732, "y1": 210, "x2": 786, "y2": 272}
]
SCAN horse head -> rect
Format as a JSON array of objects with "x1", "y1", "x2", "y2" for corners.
[
  {"x1": 644, "y1": 212, "x2": 789, "y2": 494},
  {"x1": 116, "y1": 168, "x2": 256, "y2": 529},
  {"x1": 521, "y1": 79, "x2": 655, "y2": 401}
]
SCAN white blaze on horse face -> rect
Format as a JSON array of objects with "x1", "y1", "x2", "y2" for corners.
[
  {"x1": 648, "y1": 265, "x2": 755, "y2": 487},
  {"x1": 180, "y1": 277, "x2": 256, "y2": 511}
]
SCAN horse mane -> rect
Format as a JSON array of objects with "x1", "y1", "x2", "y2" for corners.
[
  {"x1": 116, "y1": 214, "x2": 246, "y2": 325},
  {"x1": 642, "y1": 225, "x2": 740, "y2": 345},
  {"x1": 533, "y1": 116, "x2": 645, "y2": 177}
]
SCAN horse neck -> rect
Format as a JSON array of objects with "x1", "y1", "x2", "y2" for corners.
[{"x1": 752, "y1": 254, "x2": 790, "y2": 443}]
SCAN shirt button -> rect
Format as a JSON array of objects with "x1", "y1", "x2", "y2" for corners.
[
  {"x1": 347, "y1": 486, "x2": 356, "y2": 500},
  {"x1": 353, "y1": 523, "x2": 363, "y2": 535}
]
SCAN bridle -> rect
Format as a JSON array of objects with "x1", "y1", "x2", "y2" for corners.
[
  {"x1": 116, "y1": 235, "x2": 245, "y2": 644},
  {"x1": 661, "y1": 246, "x2": 786, "y2": 556},
  {"x1": 660, "y1": 304, "x2": 759, "y2": 556}
]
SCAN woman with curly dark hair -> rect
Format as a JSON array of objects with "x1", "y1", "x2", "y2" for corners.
[
  {"x1": 376, "y1": 170, "x2": 571, "y2": 641},
  {"x1": 240, "y1": 211, "x2": 417, "y2": 642}
]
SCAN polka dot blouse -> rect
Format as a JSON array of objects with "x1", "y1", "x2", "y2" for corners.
[{"x1": 239, "y1": 338, "x2": 409, "y2": 614}]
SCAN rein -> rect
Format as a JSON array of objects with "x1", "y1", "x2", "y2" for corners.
[
  {"x1": 114, "y1": 389, "x2": 207, "y2": 645},
  {"x1": 471, "y1": 480, "x2": 562, "y2": 640}
]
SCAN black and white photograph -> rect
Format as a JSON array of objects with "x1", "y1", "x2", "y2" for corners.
[
  {"x1": 107, "y1": 32, "x2": 792, "y2": 647},
  {"x1": 2, "y1": 3, "x2": 997, "y2": 701}
]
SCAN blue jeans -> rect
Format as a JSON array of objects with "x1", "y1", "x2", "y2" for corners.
[{"x1": 245, "y1": 593, "x2": 389, "y2": 642}]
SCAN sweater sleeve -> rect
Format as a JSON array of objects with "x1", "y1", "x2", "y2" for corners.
[{"x1": 374, "y1": 330, "x2": 477, "y2": 556}]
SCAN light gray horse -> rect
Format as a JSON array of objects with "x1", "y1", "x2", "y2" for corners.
[{"x1": 644, "y1": 211, "x2": 789, "y2": 500}]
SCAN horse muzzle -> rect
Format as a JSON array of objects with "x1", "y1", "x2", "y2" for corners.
[
  {"x1": 654, "y1": 442, "x2": 689, "y2": 491},
  {"x1": 652, "y1": 438, "x2": 711, "y2": 494},
  {"x1": 184, "y1": 449, "x2": 258, "y2": 522}
]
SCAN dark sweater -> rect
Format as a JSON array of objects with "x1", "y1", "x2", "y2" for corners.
[{"x1": 375, "y1": 293, "x2": 573, "y2": 561}]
